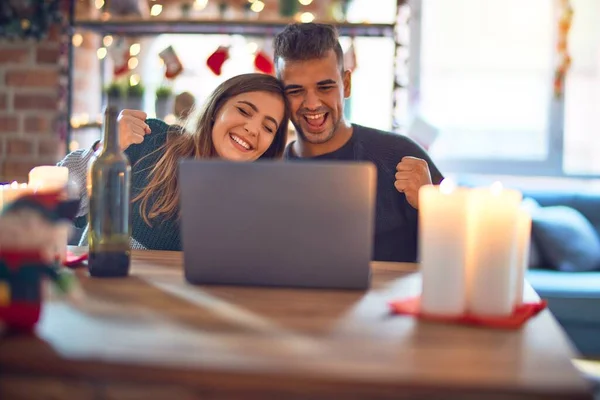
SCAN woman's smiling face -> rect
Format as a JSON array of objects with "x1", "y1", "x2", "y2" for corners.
[{"x1": 211, "y1": 91, "x2": 285, "y2": 162}]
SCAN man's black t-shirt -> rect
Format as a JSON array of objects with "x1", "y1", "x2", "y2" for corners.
[{"x1": 284, "y1": 124, "x2": 444, "y2": 263}]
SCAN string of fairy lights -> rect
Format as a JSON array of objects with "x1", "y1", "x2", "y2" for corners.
[{"x1": 74, "y1": 0, "x2": 321, "y2": 90}]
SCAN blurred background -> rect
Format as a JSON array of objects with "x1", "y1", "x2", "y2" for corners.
[
  {"x1": 67, "y1": 0, "x2": 401, "y2": 152},
  {"x1": 0, "y1": 0, "x2": 599, "y2": 185}
]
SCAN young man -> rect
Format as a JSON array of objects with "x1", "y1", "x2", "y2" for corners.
[{"x1": 273, "y1": 22, "x2": 444, "y2": 263}]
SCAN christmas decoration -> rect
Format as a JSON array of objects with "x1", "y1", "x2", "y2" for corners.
[
  {"x1": 207, "y1": 46, "x2": 230, "y2": 76},
  {"x1": 108, "y1": 37, "x2": 131, "y2": 78},
  {"x1": 554, "y1": 0, "x2": 573, "y2": 98},
  {"x1": 344, "y1": 40, "x2": 357, "y2": 72},
  {"x1": 341, "y1": 0, "x2": 352, "y2": 19},
  {"x1": 392, "y1": 0, "x2": 411, "y2": 133},
  {"x1": 254, "y1": 50, "x2": 275, "y2": 75},
  {"x1": 56, "y1": 0, "x2": 71, "y2": 152},
  {"x1": 107, "y1": 0, "x2": 149, "y2": 18},
  {"x1": 0, "y1": 0, "x2": 63, "y2": 41},
  {"x1": 0, "y1": 190, "x2": 80, "y2": 333},
  {"x1": 158, "y1": 45, "x2": 184, "y2": 80},
  {"x1": 218, "y1": 2, "x2": 229, "y2": 19},
  {"x1": 180, "y1": 3, "x2": 193, "y2": 18},
  {"x1": 243, "y1": 2, "x2": 253, "y2": 18}
]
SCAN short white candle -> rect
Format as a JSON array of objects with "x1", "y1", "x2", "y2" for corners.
[
  {"x1": 467, "y1": 182, "x2": 523, "y2": 316},
  {"x1": 513, "y1": 208, "x2": 532, "y2": 307},
  {"x1": 419, "y1": 179, "x2": 470, "y2": 316},
  {"x1": 28, "y1": 166, "x2": 71, "y2": 264},
  {"x1": 29, "y1": 166, "x2": 69, "y2": 191}
]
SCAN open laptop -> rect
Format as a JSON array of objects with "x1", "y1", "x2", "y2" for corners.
[{"x1": 179, "y1": 160, "x2": 377, "y2": 290}]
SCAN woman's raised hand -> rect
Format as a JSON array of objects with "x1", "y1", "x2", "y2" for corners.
[{"x1": 116, "y1": 109, "x2": 151, "y2": 151}]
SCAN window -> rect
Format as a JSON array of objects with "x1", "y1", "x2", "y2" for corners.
[
  {"x1": 563, "y1": 0, "x2": 600, "y2": 176},
  {"x1": 414, "y1": 0, "x2": 568, "y2": 176},
  {"x1": 140, "y1": 33, "x2": 395, "y2": 133}
]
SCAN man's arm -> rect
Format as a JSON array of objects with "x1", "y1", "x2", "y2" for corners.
[
  {"x1": 394, "y1": 136, "x2": 444, "y2": 209},
  {"x1": 401, "y1": 136, "x2": 444, "y2": 184}
]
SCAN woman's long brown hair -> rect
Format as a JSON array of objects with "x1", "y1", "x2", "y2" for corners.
[{"x1": 132, "y1": 73, "x2": 290, "y2": 226}]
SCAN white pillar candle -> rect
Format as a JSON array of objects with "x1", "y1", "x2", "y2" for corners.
[
  {"x1": 513, "y1": 208, "x2": 532, "y2": 307},
  {"x1": 419, "y1": 179, "x2": 470, "y2": 316},
  {"x1": 29, "y1": 166, "x2": 71, "y2": 265},
  {"x1": 29, "y1": 166, "x2": 69, "y2": 191},
  {"x1": 467, "y1": 182, "x2": 523, "y2": 317}
]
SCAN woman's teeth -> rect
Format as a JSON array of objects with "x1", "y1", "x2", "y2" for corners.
[{"x1": 231, "y1": 134, "x2": 251, "y2": 150}]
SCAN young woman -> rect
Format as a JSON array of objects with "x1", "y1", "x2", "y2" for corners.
[{"x1": 59, "y1": 73, "x2": 290, "y2": 250}]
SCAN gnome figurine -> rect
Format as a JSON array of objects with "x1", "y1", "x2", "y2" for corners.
[{"x1": 0, "y1": 190, "x2": 79, "y2": 332}]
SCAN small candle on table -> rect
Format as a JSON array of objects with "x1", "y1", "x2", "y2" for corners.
[
  {"x1": 467, "y1": 182, "x2": 523, "y2": 317},
  {"x1": 419, "y1": 179, "x2": 470, "y2": 317},
  {"x1": 28, "y1": 166, "x2": 71, "y2": 264},
  {"x1": 29, "y1": 166, "x2": 69, "y2": 191}
]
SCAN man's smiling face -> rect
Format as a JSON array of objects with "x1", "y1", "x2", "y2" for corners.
[{"x1": 277, "y1": 50, "x2": 351, "y2": 146}]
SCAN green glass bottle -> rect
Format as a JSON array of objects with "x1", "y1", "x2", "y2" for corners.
[{"x1": 88, "y1": 106, "x2": 131, "y2": 277}]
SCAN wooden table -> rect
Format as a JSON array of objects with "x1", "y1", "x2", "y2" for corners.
[{"x1": 0, "y1": 248, "x2": 593, "y2": 400}]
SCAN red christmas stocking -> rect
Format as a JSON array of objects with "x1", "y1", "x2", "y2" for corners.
[
  {"x1": 158, "y1": 45, "x2": 184, "y2": 79},
  {"x1": 109, "y1": 37, "x2": 130, "y2": 78},
  {"x1": 207, "y1": 46, "x2": 230, "y2": 76},
  {"x1": 254, "y1": 50, "x2": 274, "y2": 75}
]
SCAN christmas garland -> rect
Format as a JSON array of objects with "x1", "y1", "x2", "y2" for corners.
[
  {"x1": 0, "y1": 0, "x2": 63, "y2": 40},
  {"x1": 554, "y1": 0, "x2": 573, "y2": 98}
]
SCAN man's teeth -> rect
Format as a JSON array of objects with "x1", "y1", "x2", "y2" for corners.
[
  {"x1": 231, "y1": 134, "x2": 251, "y2": 150},
  {"x1": 306, "y1": 113, "x2": 325, "y2": 120}
]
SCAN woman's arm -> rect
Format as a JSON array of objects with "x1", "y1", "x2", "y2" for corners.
[
  {"x1": 125, "y1": 118, "x2": 171, "y2": 166},
  {"x1": 56, "y1": 141, "x2": 99, "y2": 218},
  {"x1": 61, "y1": 119, "x2": 169, "y2": 225}
]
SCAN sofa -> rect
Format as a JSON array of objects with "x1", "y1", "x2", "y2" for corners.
[
  {"x1": 454, "y1": 174, "x2": 600, "y2": 357},
  {"x1": 522, "y1": 190, "x2": 600, "y2": 357}
]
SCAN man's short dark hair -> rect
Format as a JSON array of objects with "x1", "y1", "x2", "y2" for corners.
[{"x1": 273, "y1": 23, "x2": 344, "y2": 74}]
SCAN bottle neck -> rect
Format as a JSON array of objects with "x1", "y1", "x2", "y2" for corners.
[{"x1": 102, "y1": 109, "x2": 120, "y2": 153}]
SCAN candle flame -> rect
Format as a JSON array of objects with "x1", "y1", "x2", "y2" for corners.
[
  {"x1": 490, "y1": 181, "x2": 503, "y2": 196},
  {"x1": 439, "y1": 178, "x2": 456, "y2": 195}
]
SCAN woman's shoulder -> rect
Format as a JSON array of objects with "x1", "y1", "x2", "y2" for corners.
[
  {"x1": 137, "y1": 118, "x2": 174, "y2": 149},
  {"x1": 125, "y1": 118, "x2": 172, "y2": 164},
  {"x1": 145, "y1": 118, "x2": 170, "y2": 135}
]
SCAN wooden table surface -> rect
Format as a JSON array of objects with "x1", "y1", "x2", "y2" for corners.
[{"x1": 0, "y1": 248, "x2": 593, "y2": 400}]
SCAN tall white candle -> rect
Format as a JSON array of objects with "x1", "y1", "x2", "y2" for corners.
[
  {"x1": 419, "y1": 179, "x2": 470, "y2": 316},
  {"x1": 29, "y1": 166, "x2": 69, "y2": 191},
  {"x1": 513, "y1": 208, "x2": 532, "y2": 307},
  {"x1": 467, "y1": 182, "x2": 523, "y2": 317}
]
